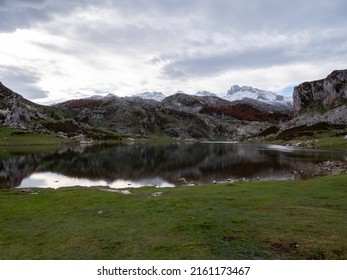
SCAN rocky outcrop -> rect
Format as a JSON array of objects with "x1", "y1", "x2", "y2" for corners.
[
  {"x1": 0, "y1": 82, "x2": 121, "y2": 140},
  {"x1": 254, "y1": 69, "x2": 347, "y2": 140},
  {"x1": 293, "y1": 69, "x2": 347, "y2": 116},
  {"x1": 0, "y1": 82, "x2": 45, "y2": 130},
  {"x1": 290, "y1": 69, "x2": 347, "y2": 126}
]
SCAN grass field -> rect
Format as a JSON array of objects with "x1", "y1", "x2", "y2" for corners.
[
  {"x1": 0, "y1": 127, "x2": 62, "y2": 146},
  {"x1": 0, "y1": 174, "x2": 346, "y2": 260},
  {"x1": 269, "y1": 130, "x2": 347, "y2": 150}
]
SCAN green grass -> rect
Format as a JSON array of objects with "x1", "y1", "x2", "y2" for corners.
[
  {"x1": 312, "y1": 133, "x2": 347, "y2": 150},
  {"x1": 0, "y1": 127, "x2": 63, "y2": 146},
  {"x1": 1, "y1": 175, "x2": 346, "y2": 260},
  {"x1": 269, "y1": 131, "x2": 347, "y2": 150}
]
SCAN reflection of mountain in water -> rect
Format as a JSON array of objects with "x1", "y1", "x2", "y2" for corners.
[{"x1": 0, "y1": 143, "x2": 345, "y2": 188}]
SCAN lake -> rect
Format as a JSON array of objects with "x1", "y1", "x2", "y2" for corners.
[{"x1": 0, "y1": 142, "x2": 346, "y2": 189}]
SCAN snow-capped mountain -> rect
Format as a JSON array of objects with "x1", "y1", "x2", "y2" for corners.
[
  {"x1": 134, "y1": 91, "x2": 166, "y2": 102},
  {"x1": 223, "y1": 85, "x2": 293, "y2": 107},
  {"x1": 195, "y1": 91, "x2": 218, "y2": 97}
]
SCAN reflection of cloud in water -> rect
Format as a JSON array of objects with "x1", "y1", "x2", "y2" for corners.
[
  {"x1": 264, "y1": 145, "x2": 296, "y2": 153},
  {"x1": 133, "y1": 177, "x2": 175, "y2": 188},
  {"x1": 18, "y1": 172, "x2": 174, "y2": 189},
  {"x1": 19, "y1": 177, "x2": 47, "y2": 188}
]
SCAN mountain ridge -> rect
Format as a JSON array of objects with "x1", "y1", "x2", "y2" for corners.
[
  {"x1": 129, "y1": 85, "x2": 292, "y2": 111},
  {"x1": 1, "y1": 69, "x2": 346, "y2": 142}
]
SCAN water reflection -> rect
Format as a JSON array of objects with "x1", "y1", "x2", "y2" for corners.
[
  {"x1": 19, "y1": 172, "x2": 173, "y2": 189},
  {"x1": 0, "y1": 142, "x2": 345, "y2": 189}
]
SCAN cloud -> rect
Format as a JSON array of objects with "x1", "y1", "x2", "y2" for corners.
[
  {"x1": 161, "y1": 28, "x2": 347, "y2": 79},
  {"x1": 0, "y1": 0, "x2": 100, "y2": 32},
  {"x1": 0, "y1": 65, "x2": 49, "y2": 99},
  {"x1": 161, "y1": 47, "x2": 290, "y2": 79},
  {"x1": 0, "y1": 0, "x2": 346, "y2": 102}
]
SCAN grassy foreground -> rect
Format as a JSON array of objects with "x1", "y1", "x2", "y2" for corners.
[{"x1": 0, "y1": 175, "x2": 346, "y2": 260}]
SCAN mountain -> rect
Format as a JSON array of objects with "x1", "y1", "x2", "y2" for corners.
[
  {"x1": 223, "y1": 85, "x2": 293, "y2": 108},
  {"x1": 161, "y1": 93, "x2": 229, "y2": 111},
  {"x1": 195, "y1": 91, "x2": 218, "y2": 97},
  {"x1": 2, "y1": 70, "x2": 346, "y2": 143},
  {"x1": 89, "y1": 93, "x2": 116, "y2": 100},
  {"x1": 1, "y1": 79, "x2": 295, "y2": 141},
  {"x1": 133, "y1": 91, "x2": 166, "y2": 102},
  {"x1": 55, "y1": 92, "x2": 291, "y2": 140}
]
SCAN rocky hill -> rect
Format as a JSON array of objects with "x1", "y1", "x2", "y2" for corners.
[
  {"x1": 259, "y1": 69, "x2": 347, "y2": 140},
  {"x1": 289, "y1": 69, "x2": 347, "y2": 127},
  {"x1": 293, "y1": 69, "x2": 347, "y2": 116},
  {"x1": 0, "y1": 81, "x2": 53, "y2": 131},
  {"x1": 0, "y1": 82, "x2": 121, "y2": 140}
]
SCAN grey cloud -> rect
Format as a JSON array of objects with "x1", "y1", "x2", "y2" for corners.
[
  {"x1": 197, "y1": 0, "x2": 347, "y2": 32},
  {"x1": 0, "y1": 0, "x2": 97, "y2": 32},
  {"x1": 162, "y1": 31, "x2": 347, "y2": 79},
  {"x1": 70, "y1": 1, "x2": 347, "y2": 56},
  {"x1": 108, "y1": 0, "x2": 347, "y2": 33},
  {"x1": 2, "y1": 0, "x2": 345, "y2": 33},
  {"x1": 0, "y1": 0, "x2": 51, "y2": 32},
  {"x1": 161, "y1": 47, "x2": 291, "y2": 79},
  {"x1": 0, "y1": 66, "x2": 49, "y2": 99}
]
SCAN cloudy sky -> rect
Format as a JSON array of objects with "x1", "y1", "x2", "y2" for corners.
[{"x1": 0, "y1": 0, "x2": 346, "y2": 104}]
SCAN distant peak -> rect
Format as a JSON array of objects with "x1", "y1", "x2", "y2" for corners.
[
  {"x1": 228, "y1": 85, "x2": 262, "y2": 94},
  {"x1": 175, "y1": 90, "x2": 186, "y2": 94},
  {"x1": 134, "y1": 91, "x2": 166, "y2": 102},
  {"x1": 88, "y1": 93, "x2": 116, "y2": 100},
  {"x1": 195, "y1": 91, "x2": 218, "y2": 97},
  {"x1": 229, "y1": 85, "x2": 241, "y2": 92},
  {"x1": 224, "y1": 85, "x2": 293, "y2": 106},
  {"x1": 104, "y1": 93, "x2": 116, "y2": 98}
]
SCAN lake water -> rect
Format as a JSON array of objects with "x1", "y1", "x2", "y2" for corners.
[{"x1": 0, "y1": 142, "x2": 346, "y2": 189}]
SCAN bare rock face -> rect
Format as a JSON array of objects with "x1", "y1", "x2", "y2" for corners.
[
  {"x1": 293, "y1": 69, "x2": 347, "y2": 116},
  {"x1": 0, "y1": 82, "x2": 37, "y2": 130}
]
